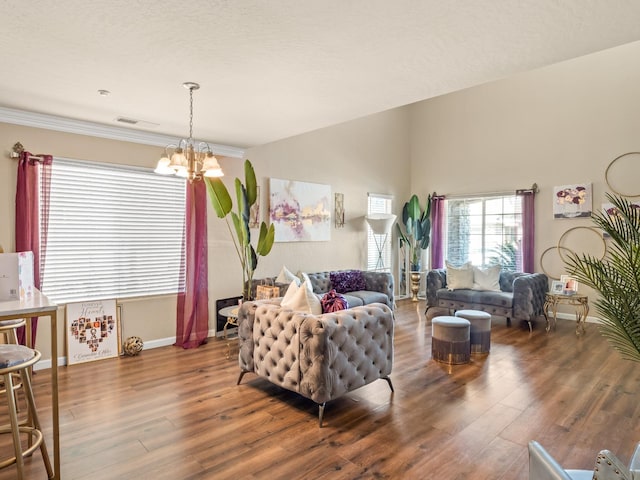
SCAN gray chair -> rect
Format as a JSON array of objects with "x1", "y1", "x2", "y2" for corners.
[{"x1": 529, "y1": 441, "x2": 640, "y2": 480}]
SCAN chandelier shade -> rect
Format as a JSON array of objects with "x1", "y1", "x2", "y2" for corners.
[{"x1": 155, "y1": 82, "x2": 223, "y2": 182}]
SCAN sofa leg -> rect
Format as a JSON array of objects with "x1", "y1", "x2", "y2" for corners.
[
  {"x1": 506, "y1": 317, "x2": 512, "y2": 327},
  {"x1": 237, "y1": 370, "x2": 249, "y2": 385},
  {"x1": 382, "y1": 376, "x2": 394, "y2": 393},
  {"x1": 527, "y1": 320, "x2": 532, "y2": 333},
  {"x1": 318, "y1": 403, "x2": 326, "y2": 428}
]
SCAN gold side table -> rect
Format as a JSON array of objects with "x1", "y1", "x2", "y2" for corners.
[
  {"x1": 543, "y1": 293, "x2": 589, "y2": 336},
  {"x1": 219, "y1": 305, "x2": 240, "y2": 358}
]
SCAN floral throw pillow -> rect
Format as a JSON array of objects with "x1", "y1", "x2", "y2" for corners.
[
  {"x1": 321, "y1": 289, "x2": 349, "y2": 313},
  {"x1": 330, "y1": 270, "x2": 366, "y2": 293}
]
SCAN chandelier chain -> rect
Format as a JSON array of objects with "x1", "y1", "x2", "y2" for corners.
[{"x1": 155, "y1": 81, "x2": 223, "y2": 181}]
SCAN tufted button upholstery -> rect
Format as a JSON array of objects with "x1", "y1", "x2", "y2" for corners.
[
  {"x1": 237, "y1": 299, "x2": 394, "y2": 407},
  {"x1": 425, "y1": 269, "x2": 548, "y2": 325}
]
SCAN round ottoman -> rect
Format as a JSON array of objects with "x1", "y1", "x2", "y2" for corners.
[
  {"x1": 432, "y1": 316, "x2": 471, "y2": 365},
  {"x1": 455, "y1": 310, "x2": 491, "y2": 354}
]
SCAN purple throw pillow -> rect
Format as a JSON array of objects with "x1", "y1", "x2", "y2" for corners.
[
  {"x1": 330, "y1": 270, "x2": 366, "y2": 293},
  {"x1": 321, "y1": 289, "x2": 349, "y2": 313}
]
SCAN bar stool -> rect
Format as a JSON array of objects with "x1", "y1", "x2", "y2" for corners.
[
  {"x1": 0, "y1": 344, "x2": 53, "y2": 479},
  {"x1": 0, "y1": 319, "x2": 26, "y2": 405},
  {"x1": 0, "y1": 318, "x2": 25, "y2": 344}
]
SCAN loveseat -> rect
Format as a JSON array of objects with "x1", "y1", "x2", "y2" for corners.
[
  {"x1": 252, "y1": 269, "x2": 394, "y2": 308},
  {"x1": 236, "y1": 299, "x2": 394, "y2": 426},
  {"x1": 425, "y1": 269, "x2": 548, "y2": 330}
]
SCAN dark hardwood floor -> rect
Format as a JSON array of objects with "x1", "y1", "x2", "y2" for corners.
[{"x1": 1, "y1": 299, "x2": 639, "y2": 479}]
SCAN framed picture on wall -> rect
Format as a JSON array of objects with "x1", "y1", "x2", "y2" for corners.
[{"x1": 553, "y1": 183, "x2": 592, "y2": 219}]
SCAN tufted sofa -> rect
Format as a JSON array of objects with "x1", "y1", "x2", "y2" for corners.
[
  {"x1": 425, "y1": 269, "x2": 548, "y2": 331},
  {"x1": 252, "y1": 270, "x2": 394, "y2": 308},
  {"x1": 236, "y1": 299, "x2": 394, "y2": 426}
]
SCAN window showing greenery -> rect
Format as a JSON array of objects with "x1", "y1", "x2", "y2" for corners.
[
  {"x1": 41, "y1": 158, "x2": 186, "y2": 303},
  {"x1": 445, "y1": 195, "x2": 523, "y2": 271}
]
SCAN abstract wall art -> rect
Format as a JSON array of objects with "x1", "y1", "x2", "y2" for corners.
[{"x1": 269, "y1": 178, "x2": 331, "y2": 242}]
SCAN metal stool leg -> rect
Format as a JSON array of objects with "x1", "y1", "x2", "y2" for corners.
[
  {"x1": 3, "y1": 371, "x2": 25, "y2": 478},
  {"x1": 20, "y1": 367, "x2": 53, "y2": 477}
]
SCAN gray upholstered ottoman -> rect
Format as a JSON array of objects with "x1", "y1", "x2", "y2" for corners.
[
  {"x1": 431, "y1": 316, "x2": 471, "y2": 364},
  {"x1": 455, "y1": 309, "x2": 491, "y2": 354}
]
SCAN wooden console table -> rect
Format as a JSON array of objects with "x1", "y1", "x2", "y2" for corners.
[
  {"x1": 0, "y1": 290, "x2": 60, "y2": 479},
  {"x1": 543, "y1": 292, "x2": 589, "y2": 336}
]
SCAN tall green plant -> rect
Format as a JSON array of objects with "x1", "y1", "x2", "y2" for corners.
[
  {"x1": 205, "y1": 160, "x2": 275, "y2": 300},
  {"x1": 564, "y1": 193, "x2": 640, "y2": 362},
  {"x1": 396, "y1": 194, "x2": 431, "y2": 271}
]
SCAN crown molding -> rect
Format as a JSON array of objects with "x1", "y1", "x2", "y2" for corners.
[{"x1": 0, "y1": 106, "x2": 245, "y2": 158}]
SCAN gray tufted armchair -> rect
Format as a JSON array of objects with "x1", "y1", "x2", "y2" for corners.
[{"x1": 237, "y1": 299, "x2": 394, "y2": 426}]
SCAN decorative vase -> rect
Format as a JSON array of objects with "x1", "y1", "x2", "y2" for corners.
[
  {"x1": 563, "y1": 202, "x2": 581, "y2": 218},
  {"x1": 410, "y1": 272, "x2": 421, "y2": 302}
]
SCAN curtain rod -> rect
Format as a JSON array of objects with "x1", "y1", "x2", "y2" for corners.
[
  {"x1": 433, "y1": 183, "x2": 538, "y2": 199},
  {"x1": 9, "y1": 141, "x2": 45, "y2": 161}
]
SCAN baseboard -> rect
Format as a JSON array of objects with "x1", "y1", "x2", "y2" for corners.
[
  {"x1": 34, "y1": 328, "x2": 220, "y2": 371},
  {"x1": 554, "y1": 312, "x2": 600, "y2": 324}
]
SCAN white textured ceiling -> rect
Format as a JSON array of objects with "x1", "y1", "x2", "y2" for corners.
[{"x1": 2, "y1": 1, "x2": 640, "y2": 149}]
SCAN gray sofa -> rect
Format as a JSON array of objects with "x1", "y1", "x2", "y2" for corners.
[
  {"x1": 425, "y1": 269, "x2": 548, "y2": 330},
  {"x1": 252, "y1": 270, "x2": 394, "y2": 308},
  {"x1": 236, "y1": 299, "x2": 394, "y2": 426}
]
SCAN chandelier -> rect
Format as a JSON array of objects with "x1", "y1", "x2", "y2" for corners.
[{"x1": 155, "y1": 82, "x2": 223, "y2": 182}]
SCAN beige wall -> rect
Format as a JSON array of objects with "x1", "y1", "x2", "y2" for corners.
[
  {"x1": 408, "y1": 41, "x2": 640, "y2": 302},
  {"x1": 245, "y1": 106, "x2": 411, "y2": 277},
  {"x1": 0, "y1": 106, "x2": 411, "y2": 363}
]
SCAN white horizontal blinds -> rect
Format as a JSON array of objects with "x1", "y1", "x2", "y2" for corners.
[
  {"x1": 445, "y1": 194, "x2": 523, "y2": 271},
  {"x1": 367, "y1": 194, "x2": 393, "y2": 271},
  {"x1": 41, "y1": 158, "x2": 186, "y2": 304}
]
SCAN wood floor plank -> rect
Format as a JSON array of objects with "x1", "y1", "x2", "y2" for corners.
[{"x1": 1, "y1": 299, "x2": 639, "y2": 479}]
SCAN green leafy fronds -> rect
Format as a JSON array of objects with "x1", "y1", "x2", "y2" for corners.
[
  {"x1": 564, "y1": 193, "x2": 640, "y2": 362},
  {"x1": 205, "y1": 177, "x2": 232, "y2": 218},
  {"x1": 257, "y1": 222, "x2": 275, "y2": 257},
  {"x1": 244, "y1": 159, "x2": 257, "y2": 207},
  {"x1": 398, "y1": 194, "x2": 432, "y2": 269},
  {"x1": 205, "y1": 159, "x2": 274, "y2": 300}
]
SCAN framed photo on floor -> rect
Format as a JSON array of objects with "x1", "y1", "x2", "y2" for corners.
[{"x1": 66, "y1": 299, "x2": 121, "y2": 365}]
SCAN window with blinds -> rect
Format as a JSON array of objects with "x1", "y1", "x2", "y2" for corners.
[
  {"x1": 40, "y1": 158, "x2": 186, "y2": 304},
  {"x1": 445, "y1": 194, "x2": 523, "y2": 271},
  {"x1": 367, "y1": 193, "x2": 393, "y2": 271}
]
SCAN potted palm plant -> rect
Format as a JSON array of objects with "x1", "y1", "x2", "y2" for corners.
[
  {"x1": 396, "y1": 194, "x2": 431, "y2": 301},
  {"x1": 396, "y1": 194, "x2": 432, "y2": 272},
  {"x1": 564, "y1": 193, "x2": 640, "y2": 362},
  {"x1": 206, "y1": 160, "x2": 275, "y2": 300}
]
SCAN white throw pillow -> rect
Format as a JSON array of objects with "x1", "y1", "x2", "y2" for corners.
[
  {"x1": 281, "y1": 280, "x2": 299, "y2": 303},
  {"x1": 472, "y1": 265, "x2": 502, "y2": 291},
  {"x1": 275, "y1": 265, "x2": 300, "y2": 285},
  {"x1": 297, "y1": 271, "x2": 312, "y2": 286},
  {"x1": 281, "y1": 280, "x2": 322, "y2": 314},
  {"x1": 445, "y1": 261, "x2": 474, "y2": 290}
]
